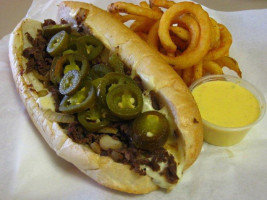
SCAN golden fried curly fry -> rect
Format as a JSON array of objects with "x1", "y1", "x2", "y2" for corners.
[
  {"x1": 170, "y1": 26, "x2": 190, "y2": 41},
  {"x1": 178, "y1": 14, "x2": 200, "y2": 53},
  {"x1": 130, "y1": 18, "x2": 155, "y2": 33},
  {"x1": 109, "y1": 0, "x2": 241, "y2": 87},
  {"x1": 151, "y1": 0, "x2": 220, "y2": 50},
  {"x1": 149, "y1": 0, "x2": 175, "y2": 8},
  {"x1": 210, "y1": 18, "x2": 220, "y2": 49},
  {"x1": 148, "y1": 13, "x2": 201, "y2": 65},
  {"x1": 171, "y1": 35, "x2": 188, "y2": 51},
  {"x1": 203, "y1": 60, "x2": 223, "y2": 74},
  {"x1": 140, "y1": 1, "x2": 150, "y2": 8},
  {"x1": 147, "y1": 20, "x2": 188, "y2": 52},
  {"x1": 108, "y1": 2, "x2": 162, "y2": 20},
  {"x1": 182, "y1": 67, "x2": 194, "y2": 86},
  {"x1": 140, "y1": 0, "x2": 163, "y2": 13},
  {"x1": 159, "y1": 2, "x2": 211, "y2": 69},
  {"x1": 147, "y1": 20, "x2": 160, "y2": 49},
  {"x1": 112, "y1": 13, "x2": 148, "y2": 23},
  {"x1": 205, "y1": 24, "x2": 232, "y2": 61},
  {"x1": 215, "y1": 56, "x2": 242, "y2": 77},
  {"x1": 193, "y1": 61, "x2": 203, "y2": 81}
]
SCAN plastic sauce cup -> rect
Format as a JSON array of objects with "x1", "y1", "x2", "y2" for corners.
[{"x1": 189, "y1": 75, "x2": 266, "y2": 146}]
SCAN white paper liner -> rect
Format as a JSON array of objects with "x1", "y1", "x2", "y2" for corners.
[{"x1": 0, "y1": 1, "x2": 266, "y2": 199}]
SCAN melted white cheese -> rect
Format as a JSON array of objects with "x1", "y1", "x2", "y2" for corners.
[
  {"x1": 142, "y1": 91, "x2": 154, "y2": 112},
  {"x1": 141, "y1": 162, "x2": 173, "y2": 189},
  {"x1": 140, "y1": 74, "x2": 155, "y2": 91},
  {"x1": 141, "y1": 91, "x2": 184, "y2": 189},
  {"x1": 37, "y1": 93, "x2": 56, "y2": 111}
]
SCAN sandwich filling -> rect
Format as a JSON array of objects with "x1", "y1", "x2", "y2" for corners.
[{"x1": 21, "y1": 19, "x2": 183, "y2": 189}]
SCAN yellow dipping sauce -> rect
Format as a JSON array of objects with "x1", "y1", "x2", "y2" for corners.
[{"x1": 192, "y1": 80, "x2": 260, "y2": 128}]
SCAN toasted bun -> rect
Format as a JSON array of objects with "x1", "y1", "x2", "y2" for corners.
[{"x1": 8, "y1": 1, "x2": 203, "y2": 194}]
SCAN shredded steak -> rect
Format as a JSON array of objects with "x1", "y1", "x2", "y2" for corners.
[
  {"x1": 67, "y1": 122, "x2": 179, "y2": 184},
  {"x1": 42, "y1": 19, "x2": 56, "y2": 27},
  {"x1": 22, "y1": 30, "x2": 52, "y2": 75}
]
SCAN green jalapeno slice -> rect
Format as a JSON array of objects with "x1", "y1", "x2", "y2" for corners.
[
  {"x1": 78, "y1": 106, "x2": 110, "y2": 132},
  {"x1": 70, "y1": 29, "x2": 81, "y2": 37},
  {"x1": 89, "y1": 64, "x2": 112, "y2": 80},
  {"x1": 76, "y1": 35, "x2": 104, "y2": 61},
  {"x1": 97, "y1": 72, "x2": 136, "y2": 106},
  {"x1": 108, "y1": 53, "x2": 125, "y2": 74},
  {"x1": 50, "y1": 54, "x2": 89, "y2": 84},
  {"x1": 43, "y1": 24, "x2": 71, "y2": 39},
  {"x1": 59, "y1": 81, "x2": 95, "y2": 114},
  {"x1": 106, "y1": 84, "x2": 143, "y2": 120},
  {"x1": 91, "y1": 77, "x2": 103, "y2": 88},
  {"x1": 68, "y1": 39, "x2": 84, "y2": 55},
  {"x1": 50, "y1": 56, "x2": 60, "y2": 85},
  {"x1": 59, "y1": 70, "x2": 82, "y2": 96},
  {"x1": 47, "y1": 30, "x2": 69, "y2": 56},
  {"x1": 132, "y1": 111, "x2": 169, "y2": 151},
  {"x1": 63, "y1": 54, "x2": 81, "y2": 74}
]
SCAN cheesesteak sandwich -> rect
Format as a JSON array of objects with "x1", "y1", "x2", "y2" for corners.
[{"x1": 9, "y1": 1, "x2": 203, "y2": 194}]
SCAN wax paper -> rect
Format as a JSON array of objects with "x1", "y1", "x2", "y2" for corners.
[{"x1": 0, "y1": 0, "x2": 266, "y2": 199}]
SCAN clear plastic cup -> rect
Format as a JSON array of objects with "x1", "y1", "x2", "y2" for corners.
[{"x1": 189, "y1": 75, "x2": 266, "y2": 146}]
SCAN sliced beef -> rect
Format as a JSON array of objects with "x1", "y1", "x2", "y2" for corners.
[
  {"x1": 161, "y1": 154, "x2": 179, "y2": 184},
  {"x1": 67, "y1": 122, "x2": 102, "y2": 145},
  {"x1": 60, "y1": 19, "x2": 68, "y2": 24},
  {"x1": 67, "y1": 121, "x2": 178, "y2": 184},
  {"x1": 67, "y1": 122, "x2": 90, "y2": 144},
  {"x1": 22, "y1": 30, "x2": 52, "y2": 76},
  {"x1": 42, "y1": 19, "x2": 56, "y2": 27}
]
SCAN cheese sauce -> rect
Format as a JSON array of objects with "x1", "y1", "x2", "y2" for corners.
[{"x1": 192, "y1": 80, "x2": 260, "y2": 128}]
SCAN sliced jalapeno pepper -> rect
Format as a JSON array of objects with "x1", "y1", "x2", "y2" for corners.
[
  {"x1": 102, "y1": 108, "x2": 120, "y2": 122},
  {"x1": 59, "y1": 81, "x2": 95, "y2": 114},
  {"x1": 50, "y1": 54, "x2": 89, "y2": 84},
  {"x1": 63, "y1": 54, "x2": 81, "y2": 74},
  {"x1": 78, "y1": 106, "x2": 110, "y2": 132},
  {"x1": 77, "y1": 35, "x2": 104, "y2": 61},
  {"x1": 68, "y1": 39, "x2": 84, "y2": 55},
  {"x1": 70, "y1": 29, "x2": 81, "y2": 37},
  {"x1": 62, "y1": 49, "x2": 76, "y2": 56},
  {"x1": 89, "y1": 64, "x2": 112, "y2": 80},
  {"x1": 43, "y1": 24, "x2": 71, "y2": 39},
  {"x1": 47, "y1": 30, "x2": 69, "y2": 56},
  {"x1": 97, "y1": 72, "x2": 136, "y2": 106},
  {"x1": 132, "y1": 111, "x2": 169, "y2": 151},
  {"x1": 91, "y1": 77, "x2": 103, "y2": 88},
  {"x1": 106, "y1": 84, "x2": 143, "y2": 120},
  {"x1": 108, "y1": 53, "x2": 125, "y2": 74},
  {"x1": 59, "y1": 70, "x2": 82, "y2": 96},
  {"x1": 50, "y1": 56, "x2": 60, "y2": 85}
]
